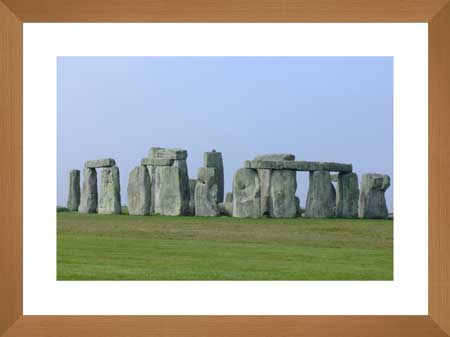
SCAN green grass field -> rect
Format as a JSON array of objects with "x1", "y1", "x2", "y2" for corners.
[{"x1": 57, "y1": 212, "x2": 393, "y2": 280}]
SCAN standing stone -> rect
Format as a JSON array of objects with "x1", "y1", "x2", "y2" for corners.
[
  {"x1": 154, "y1": 165, "x2": 188, "y2": 216},
  {"x1": 232, "y1": 168, "x2": 261, "y2": 218},
  {"x1": 146, "y1": 165, "x2": 157, "y2": 214},
  {"x1": 255, "y1": 153, "x2": 295, "y2": 216},
  {"x1": 336, "y1": 172, "x2": 359, "y2": 218},
  {"x1": 127, "y1": 166, "x2": 150, "y2": 215},
  {"x1": 188, "y1": 179, "x2": 197, "y2": 215},
  {"x1": 204, "y1": 151, "x2": 224, "y2": 202},
  {"x1": 359, "y1": 173, "x2": 390, "y2": 219},
  {"x1": 78, "y1": 168, "x2": 98, "y2": 213},
  {"x1": 305, "y1": 171, "x2": 336, "y2": 218},
  {"x1": 98, "y1": 166, "x2": 121, "y2": 214},
  {"x1": 172, "y1": 159, "x2": 190, "y2": 214},
  {"x1": 269, "y1": 170, "x2": 297, "y2": 218},
  {"x1": 258, "y1": 169, "x2": 272, "y2": 216},
  {"x1": 295, "y1": 196, "x2": 303, "y2": 217},
  {"x1": 67, "y1": 169, "x2": 80, "y2": 211},
  {"x1": 225, "y1": 192, "x2": 233, "y2": 203},
  {"x1": 195, "y1": 167, "x2": 219, "y2": 216},
  {"x1": 145, "y1": 147, "x2": 190, "y2": 216}
]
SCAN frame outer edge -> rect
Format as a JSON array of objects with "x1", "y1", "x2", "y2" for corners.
[
  {"x1": 0, "y1": 0, "x2": 23, "y2": 335},
  {"x1": 429, "y1": 1, "x2": 450, "y2": 335}
]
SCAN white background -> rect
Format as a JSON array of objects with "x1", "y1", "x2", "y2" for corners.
[{"x1": 23, "y1": 23, "x2": 428, "y2": 315}]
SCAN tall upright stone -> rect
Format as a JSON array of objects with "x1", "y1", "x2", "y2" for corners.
[
  {"x1": 78, "y1": 168, "x2": 98, "y2": 213},
  {"x1": 254, "y1": 153, "x2": 295, "y2": 217},
  {"x1": 195, "y1": 167, "x2": 219, "y2": 216},
  {"x1": 154, "y1": 165, "x2": 189, "y2": 216},
  {"x1": 336, "y1": 172, "x2": 359, "y2": 218},
  {"x1": 232, "y1": 168, "x2": 261, "y2": 218},
  {"x1": 269, "y1": 170, "x2": 297, "y2": 218},
  {"x1": 67, "y1": 169, "x2": 80, "y2": 211},
  {"x1": 98, "y1": 166, "x2": 121, "y2": 214},
  {"x1": 188, "y1": 179, "x2": 197, "y2": 215},
  {"x1": 204, "y1": 150, "x2": 224, "y2": 202},
  {"x1": 258, "y1": 169, "x2": 272, "y2": 216},
  {"x1": 305, "y1": 171, "x2": 336, "y2": 218},
  {"x1": 172, "y1": 159, "x2": 190, "y2": 214},
  {"x1": 145, "y1": 147, "x2": 190, "y2": 215},
  {"x1": 127, "y1": 166, "x2": 150, "y2": 215},
  {"x1": 146, "y1": 165, "x2": 157, "y2": 214},
  {"x1": 359, "y1": 173, "x2": 390, "y2": 219}
]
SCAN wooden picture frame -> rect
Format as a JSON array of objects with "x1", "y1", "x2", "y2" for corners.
[{"x1": 1, "y1": 1, "x2": 449, "y2": 336}]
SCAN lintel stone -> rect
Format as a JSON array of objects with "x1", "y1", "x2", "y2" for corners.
[{"x1": 84, "y1": 158, "x2": 116, "y2": 168}]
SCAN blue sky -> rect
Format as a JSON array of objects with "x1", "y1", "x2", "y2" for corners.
[{"x1": 57, "y1": 56, "x2": 393, "y2": 211}]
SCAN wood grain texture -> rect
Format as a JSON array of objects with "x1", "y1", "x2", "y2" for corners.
[
  {"x1": 0, "y1": 1, "x2": 22, "y2": 336},
  {"x1": 1, "y1": 0, "x2": 449, "y2": 22},
  {"x1": 1, "y1": 316, "x2": 449, "y2": 337},
  {"x1": 429, "y1": 2, "x2": 450, "y2": 335},
  {"x1": 0, "y1": 0, "x2": 449, "y2": 336}
]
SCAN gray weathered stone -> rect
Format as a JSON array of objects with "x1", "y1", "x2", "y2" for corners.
[
  {"x1": 127, "y1": 166, "x2": 150, "y2": 215},
  {"x1": 295, "y1": 196, "x2": 303, "y2": 217},
  {"x1": 141, "y1": 158, "x2": 174, "y2": 166},
  {"x1": 146, "y1": 165, "x2": 157, "y2": 214},
  {"x1": 67, "y1": 169, "x2": 80, "y2": 211},
  {"x1": 225, "y1": 192, "x2": 233, "y2": 203},
  {"x1": 245, "y1": 160, "x2": 352, "y2": 172},
  {"x1": 148, "y1": 147, "x2": 187, "y2": 160},
  {"x1": 154, "y1": 164, "x2": 189, "y2": 216},
  {"x1": 232, "y1": 168, "x2": 261, "y2": 218},
  {"x1": 285, "y1": 161, "x2": 352, "y2": 172},
  {"x1": 188, "y1": 179, "x2": 197, "y2": 215},
  {"x1": 78, "y1": 168, "x2": 98, "y2": 213},
  {"x1": 204, "y1": 151, "x2": 224, "y2": 202},
  {"x1": 257, "y1": 169, "x2": 272, "y2": 216},
  {"x1": 84, "y1": 158, "x2": 116, "y2": 168},
  {"x1": 252, "y1": 154, "x2": 295, "y2": 217},
  {"x1": 218, "y1": 202, "x2": 233, "y2": 216},
  {"x1": 144, "y1": 147, "x2": 190, "y2": 215},
  {"x1": 195, "y1": 167, "x2": 219, "y2": 216},
  {"x1": 98, "y1": 166, "x2": 121, "y2": 214},
  {"x1": 244, "y1": 160, "x2": 285, "y2": 170},
  {"x1": 359, "y1": 173, "x2": 390, "y2": 219},
  {"x1": 269, "y1": 170, "x2": 297, "y2": 218},
  {"x1": 336, "y1": 172, "x2": 359, "y2": 218},
  {"x1": 305, "y1": 171, "x2": 336, "y2": 218},
  {"x1": 254, "y1": 153, "x2": 295, "y2": 161},
  {"x1": 172, "y1": 159, "x2": 190, "y2": 214}
]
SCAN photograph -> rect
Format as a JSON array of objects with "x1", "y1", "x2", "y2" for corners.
[{"x1": 57, "y1": 56, "x2": 393, "y2": 281}]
